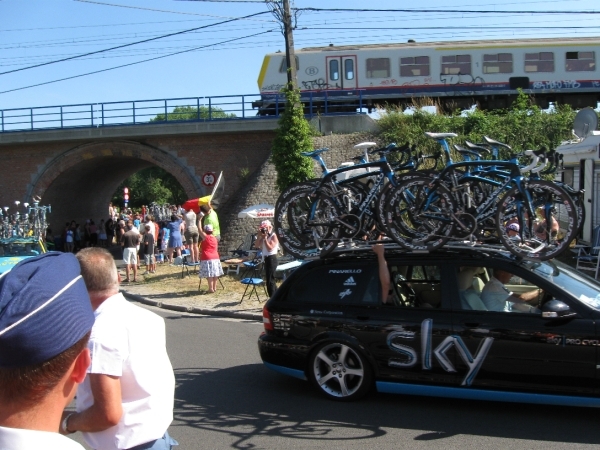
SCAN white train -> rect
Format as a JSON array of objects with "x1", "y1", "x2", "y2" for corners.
[{"x1": 254, "y1": 37, "x2": 600, "y2": 114}]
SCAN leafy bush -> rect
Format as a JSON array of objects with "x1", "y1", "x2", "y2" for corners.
[
  {"x1": 152, "y1": 105, "x2": 235, "y2": 122},
  {"x1": 377, "y1": 91, "x2": 578, "y2": 163},
  {"x1": 271, "y1": 86, "x2": 315, "y2": 191}
]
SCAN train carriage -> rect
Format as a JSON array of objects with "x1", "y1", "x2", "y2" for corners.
[{"x1": 255, "y1": 37, "x2": 600, "y2": 114}]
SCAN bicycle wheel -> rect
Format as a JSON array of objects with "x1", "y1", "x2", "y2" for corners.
[
  {"x1": 275, "y1": 179, "x2": 321, "y2": 212},
  {"x1": 496, "y1": 180, "x2": 578, "y2": 261},
  {"x1": 384, "y1": 176, "x2": 456, "y2": 251},
  {"x1": 275, "y1": 188, "x2": 342, "y2": 259},
  {"x1": 375, "y1": 172, "x2": 431, "y2": 235}
]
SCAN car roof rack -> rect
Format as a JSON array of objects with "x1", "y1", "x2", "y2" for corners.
[{"x1": 311, "y1": 239, "x2": 519, "y2": 262}]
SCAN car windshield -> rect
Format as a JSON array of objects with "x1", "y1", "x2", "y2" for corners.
[
  {"x1": 521, "y1": 259, "x2": 600, "y2": 310},
  {"x1": 0, "y1": 237, "x2": 44, "y2": 257}
]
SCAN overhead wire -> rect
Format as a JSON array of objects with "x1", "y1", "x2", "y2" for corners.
[
  {"x1": 0, "y1": 30, "x2": 274, "y2": 95},
  {"x1": 300, "y1": 7, "x2": 600, "y2": 14},
  {"x1": 0, "y1": 11, "x2": 270, "y2": 76}
]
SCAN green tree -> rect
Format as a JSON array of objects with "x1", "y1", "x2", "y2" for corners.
[
  {"x1": 112, "y1": 167, "x2": 187, "y2": 209},
  {"x1": 152, "y1": 105, "x2": 235, "y2": 122},
  {"x1": 271, "y1": 86, "x2": 315, "y2": 191}
]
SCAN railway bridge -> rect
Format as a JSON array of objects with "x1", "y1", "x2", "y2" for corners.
[
  {"x1": 0, "y1": 120, "x2": 279, "y2": 227},
  {"x1": 0, "y1": 113, "x2": 375, "y2": 248}
]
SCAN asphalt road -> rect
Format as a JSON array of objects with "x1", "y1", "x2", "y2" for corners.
[{"x1": 74, "y1": 305, "x2": 600, "y2": 449}]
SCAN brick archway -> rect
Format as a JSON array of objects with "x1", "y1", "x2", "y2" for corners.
[{"x1": 28, "y1": 140, "x2": 205, "y2": 228}]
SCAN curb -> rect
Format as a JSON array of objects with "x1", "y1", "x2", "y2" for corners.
[{"x1": 122, "y1": 291, "x2": 263, "y2": 322}]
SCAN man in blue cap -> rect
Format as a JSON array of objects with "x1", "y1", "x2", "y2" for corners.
[{"x1": 0, "y1": 252, "x2": 95, "y2": 449}]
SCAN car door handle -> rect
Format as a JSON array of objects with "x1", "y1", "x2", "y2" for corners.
[{"x1": 356, "y1": 316, "x2": 370, "y2": 321}]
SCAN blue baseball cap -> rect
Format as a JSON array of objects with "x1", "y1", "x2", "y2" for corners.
[{"x1": 0, "y1": 252, "x2": 94, "y2": 368}]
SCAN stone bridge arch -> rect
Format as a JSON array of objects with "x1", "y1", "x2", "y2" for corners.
[{"x1": 28, "y1": 140, "x2": 205, "y2": 227}]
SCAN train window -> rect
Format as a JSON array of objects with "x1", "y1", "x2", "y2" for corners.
[
  {"x1": 330, "y1": 59, "x2": 340, "y2": 81},
  {"x1": 525, "y1": 52, "x2": 554, "y2": 73},
  {"x1": 400, "y1": 56, "x2": 430, "y2": 77},
  {"x1": 279, "y1": 56, "x2": 299, "y2": 73},
  {"x1": 483, "y1": 53, "x2": 513, "y2": 74},
  {"x1": 566, "y1": 51, "x2": 595, "y2": 72},
  {"x1": 366, "y1": 58, "x2": 390, "y2": 78},
  {"x1": 441, "y1": 55, "x2": 471, "y2": 75},
  {"x1": 344, "y1": 59, "x2": 354, "y2": 80}
]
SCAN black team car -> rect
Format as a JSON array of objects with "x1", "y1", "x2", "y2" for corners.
[{"x1": 258, "y1": 246, "x2": 600, "y2": 406}]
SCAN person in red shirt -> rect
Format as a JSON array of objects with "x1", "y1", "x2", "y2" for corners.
[{"x1": 198, "y1": 224, "x2": 223, "y2": 293}]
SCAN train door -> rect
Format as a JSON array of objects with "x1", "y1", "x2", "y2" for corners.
[{"x1": 326, "y1": 55, "x2": 358, "y2": 90}]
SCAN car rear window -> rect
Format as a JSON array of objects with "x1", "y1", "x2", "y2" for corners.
[{"x1": 286, "y1": 263, "x2": 379, "y2": 305}]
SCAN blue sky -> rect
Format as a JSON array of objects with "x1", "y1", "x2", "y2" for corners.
[{"x1": 1, "y1": 0, "x2": 599, "y2": 111}]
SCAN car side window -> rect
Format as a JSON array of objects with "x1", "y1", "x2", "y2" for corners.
[
  {"x1": 286, "y1": 264, "x2": 378, "y2": 305},
  {"x1": 389, "y1": 263, "x2": 446, "y2": 309},
  {"x1": 458, "y1": 265, "x2": 548, "y2": 313}
]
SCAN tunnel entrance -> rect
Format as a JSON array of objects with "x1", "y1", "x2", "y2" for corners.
[{"x1": 29, "y1": 140, "x2": 204, "y2": 230}]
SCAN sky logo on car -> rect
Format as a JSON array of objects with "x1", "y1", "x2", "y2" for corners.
[
  {"x1": 387, "y1": 319, "x2": 493, "y2": 386},
  {"x1": 344, "y1": 277, "x2": 356, "y2": 286},
  {"x1": 339, "y1": 289, "x2": 352, "y2": 299}
]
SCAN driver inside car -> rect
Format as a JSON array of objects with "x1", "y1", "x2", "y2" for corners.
[{"x1": 481, "y1": 268, "x2": 542, "y2": 313}]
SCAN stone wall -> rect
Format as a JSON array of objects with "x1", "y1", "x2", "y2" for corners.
[{"x1": 218, "y1": 131, "x2": 380, "y2": 255}]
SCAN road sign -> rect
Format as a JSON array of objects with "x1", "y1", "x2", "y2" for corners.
[{"x1": 202, "y1": 172, "x2": 217, "y2": 187}]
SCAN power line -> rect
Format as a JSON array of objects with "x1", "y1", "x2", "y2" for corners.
[
  {"x1": 301, "y1": 25, "x2": 600, "y2": 30},
  {"x1": 0, "y1": 30, "x2": 274, "y2": 95},
  {"x1": 175, "y1": 0, "x2": 267, "y2": 2},
  {"x1": 74, "y1": 0, "x2": 234, "y2": 16},
  {"x1": 0, "y1": 11, "x2": 270, "y2": 76},
  {"x1": 300, "y1": 7, "x2": 600, "y2": 14}
]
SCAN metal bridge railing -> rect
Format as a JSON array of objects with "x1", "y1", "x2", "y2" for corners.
[{"x1": 0, "y1": 91, "x2": 367, "y2": 133}]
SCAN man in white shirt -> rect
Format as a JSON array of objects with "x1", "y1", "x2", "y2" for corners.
[
  {"x1": 64, "y1": 247, "x2": 178, "y2": 450},
  {"x1": 0, "y1": 253, "x2": 94, "y2": 450},
  {"x1": 481, "y1": 268, "x2": 541, "y2": 312}
]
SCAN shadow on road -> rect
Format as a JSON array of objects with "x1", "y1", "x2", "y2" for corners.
[{"x1": 173, "y1": 364, "x2": 600, "y2": 448}]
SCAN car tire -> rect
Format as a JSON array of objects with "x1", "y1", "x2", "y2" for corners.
[{"x1": 309, "y1": 341, "x2": 372, "y2": 401}]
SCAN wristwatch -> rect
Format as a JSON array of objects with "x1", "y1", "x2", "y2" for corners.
[{"x1": 61, "y1": 413, "x2": 75, "y2": 435}]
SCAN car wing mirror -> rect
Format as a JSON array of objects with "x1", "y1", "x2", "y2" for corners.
[{"x1": 541, "y1": 299, "x2": 578, "y2": 320}]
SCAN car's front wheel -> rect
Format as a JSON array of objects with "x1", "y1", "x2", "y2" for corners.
[{"x1": 309, "y1": 341, "x2": 372, "y2": 401}]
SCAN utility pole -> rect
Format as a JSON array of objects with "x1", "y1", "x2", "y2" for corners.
[
  {"x1": 267, "y1": 0, "x2": 297, "y2": 87},
  {"x1": 282, "y1": 0, "x2": 297, "y2": 87}
]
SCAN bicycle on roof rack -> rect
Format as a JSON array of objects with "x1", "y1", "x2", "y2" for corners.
[
  {"x1": 382, "y1": 133, "x2": 578, "y2": 261},
  {"x1": 276, "y1": 132, "x2": 581, "y2": 262},
  {"x1": 275, "y1": 142, "x2": 429, "y2": 259}
]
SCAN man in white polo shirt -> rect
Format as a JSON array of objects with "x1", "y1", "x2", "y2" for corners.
[{"x1": 63, "y1": 247, "x2": 177, "y2": 450}]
